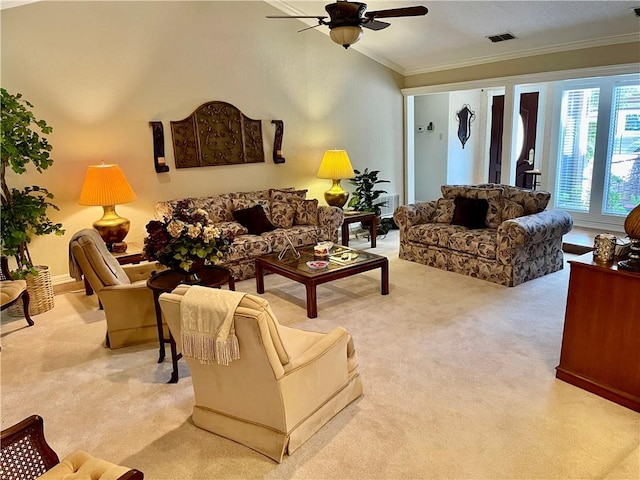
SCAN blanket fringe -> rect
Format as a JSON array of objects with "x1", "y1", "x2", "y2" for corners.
[{"x1": 182, "y1": 331, "x2": 240, "y2": 366}]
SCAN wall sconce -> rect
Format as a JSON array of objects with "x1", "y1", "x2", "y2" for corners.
[
  {"x1": 78, "y1": 163, "x2": 137, "y2": 251},
  {"x1": 317, "y1": 149, "x2": 356, "y2": 208}
]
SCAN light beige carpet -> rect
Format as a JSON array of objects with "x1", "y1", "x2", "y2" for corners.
[{"x1": 1, "y1": 231, "x2": 638, "y2": 479}]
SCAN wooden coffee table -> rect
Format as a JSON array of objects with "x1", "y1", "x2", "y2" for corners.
[{"x1": 255, "y1": 245, "x2": 389, "y2": 318}]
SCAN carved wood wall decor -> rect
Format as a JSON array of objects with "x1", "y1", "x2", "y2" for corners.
[
  {"x1": 149, "y1": 121, "x2": 169, "y2": 173},
  {"x1": 170, "y1": 101, "x2": 265, "y2": 168},
  {"x1": 271, "y1": 120, "x2": 285, "y2": 164}
]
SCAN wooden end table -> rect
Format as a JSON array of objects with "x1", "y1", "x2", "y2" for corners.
[
  {"x1": 341, "y1": 211, "x2": 378, "y2": 248},
  {"x1": 147, "y1": 265, "x2": 235, "y2": 383}
]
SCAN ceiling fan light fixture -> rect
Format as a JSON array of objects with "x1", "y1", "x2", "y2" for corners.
[{"x1": 330, "y1": 25, "x2": 362, "y2": 49}]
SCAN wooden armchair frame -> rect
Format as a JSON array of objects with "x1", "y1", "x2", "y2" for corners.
[
  {"x1": 0, "y1": 415, "x2": 143, "y2": 480},
  {"x1": 0, "y1": 256, "x2": 34, "y2": 326}
]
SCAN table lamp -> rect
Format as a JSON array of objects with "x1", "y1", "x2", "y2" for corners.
[
  {"x1": 618, "y1": 203, "x2": 640, "y2": 272},
  {"x1": 78, "y1": 163, "x2": 137, "y2": 251},
  {"x1": 317, "y1": 149, "x2": 355, "y2": 208}
]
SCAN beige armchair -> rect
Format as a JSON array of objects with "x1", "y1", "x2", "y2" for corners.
[
  {"x1": 159, "y1": 285, "x2": 363, "y2": 463},
  {"x1": 1, "y1": 414, "x2": 143, "y2": 480},
  {"x1": 1, "y1": 256, "x2": 33, "y2": 326},
  {"x1": 69, "y1": 229, "x2": 162, "y2": 349}
]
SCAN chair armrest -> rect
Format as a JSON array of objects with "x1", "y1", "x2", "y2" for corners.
[
  {"x1": 393, "y1": 201, "x2": 437, "y2": 234},
  {"x1": 282, "y1": 326, "x2": 350, "y2": 373},
  {"x1": 317, "y1": 206, "x2": 344, "y2": 243},
  {"x1": 1, "y1": 415, "x2": 60, "y2": 477},
  {"x1": 122, "y1": 262, "x2": 162, "y2": 283}
]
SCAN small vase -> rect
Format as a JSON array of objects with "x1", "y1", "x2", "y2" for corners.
[{"x1": 177, "y1": 258, "x2": 205, "y2": 285}]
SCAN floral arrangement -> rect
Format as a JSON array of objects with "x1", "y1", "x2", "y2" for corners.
[{"x1": 143, "y1": 200, "x2": 232, "y2": 273}]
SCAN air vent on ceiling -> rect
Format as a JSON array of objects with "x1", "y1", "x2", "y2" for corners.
[{"x1": 486, "y1": 32, "x2": 517, "y2": 43}]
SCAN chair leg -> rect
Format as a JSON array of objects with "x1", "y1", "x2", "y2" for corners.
[{"x1": 21, "y1": 291, "x2": 34, "y2": 326}]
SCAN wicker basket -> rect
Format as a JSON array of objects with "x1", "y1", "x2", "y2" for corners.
[{"x1": 8, "y1": 265, "x2": 55, "y2": 317}]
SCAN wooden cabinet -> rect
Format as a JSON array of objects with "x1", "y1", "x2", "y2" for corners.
[{"x1": 556, "y1": 253, "x2": 640, "y2": 412}]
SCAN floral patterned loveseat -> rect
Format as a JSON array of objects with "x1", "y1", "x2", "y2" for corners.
[
  {"x1": 393, "y1": 184, "x2": 573, "y2": 287},
  {"x1": 156, "y1": 188, "x2": 343, "y2": 281}
]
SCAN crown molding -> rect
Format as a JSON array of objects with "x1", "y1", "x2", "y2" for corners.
[
  {"x1": 403, "y1": 33, "x2": 640, "y2": 77},
  {"x1": 0, "y1": 0, "x2": 39, "y2": 10}
]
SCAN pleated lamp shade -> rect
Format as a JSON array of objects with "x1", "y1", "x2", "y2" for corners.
[{"x1": 78, "y1": 163, "x2": 136, "y2": 249}]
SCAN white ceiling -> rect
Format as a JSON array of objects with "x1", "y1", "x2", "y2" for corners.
[{"x1": 266, "y1": 0, "x2": 640, "y2": 75}]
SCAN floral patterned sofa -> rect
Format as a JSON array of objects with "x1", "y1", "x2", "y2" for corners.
[
  {"x1": 393, "y1": 184, "x2": 573, "y2": 286},
  {"x1": 156, "y1": 188, "x2": 343, "y2": 281}
]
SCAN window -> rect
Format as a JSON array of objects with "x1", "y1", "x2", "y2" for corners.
[{"x1": 554, "y1": 74, "x2": 640, "y2": 220}]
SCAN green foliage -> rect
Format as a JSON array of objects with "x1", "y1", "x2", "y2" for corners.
[
  {"x1": 347, "y1": 168, "x2": 390, "y2": 215},
  {"x1": 1, "y1": 88, "x2": 64, "y2": 277}
]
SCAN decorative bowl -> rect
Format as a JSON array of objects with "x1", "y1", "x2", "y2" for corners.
[{"x1": 306, "y1": 260, "x2": 329, "y2": 270}]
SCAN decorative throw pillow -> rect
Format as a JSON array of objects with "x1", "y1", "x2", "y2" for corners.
[
  {"x1": 451, "y1": 197, "x2": 489, "y2": 229},
  {"x1": 232, "y1": 205, "x2": 275, "y2": 235},
  {"x1": 270, "y1": 201, "x2": 295, "y2": 229},
  {"x1": 433, "y1": 198, "x2": 455, "y2": 223},
  {"x1": 269, "y1": 188, "x2": 307, "y2": 203},
  {"x1": 293, "y1": 198, "x2": 319, "y2": 226},
  {"x1": 502, "y1": 198, "x2": 525, "y2": 220},
  {"x1": 441, "y1": 185, "x2": 503, "y2": 228}
]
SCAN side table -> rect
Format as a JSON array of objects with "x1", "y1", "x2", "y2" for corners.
[
  {"x1": 341, "y1": 211, "x2": 378, "y2": 248},
  {"x1": 147, "y1": 265, "x2": 235, "y2": 383}
]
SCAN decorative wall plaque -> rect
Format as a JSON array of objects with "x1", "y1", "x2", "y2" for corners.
[{"x1": 170, "y1": 101, "x2": 265, "y2": 168}]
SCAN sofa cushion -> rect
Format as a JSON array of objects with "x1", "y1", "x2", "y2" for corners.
[
  {"x1": 502, "y1": 186, "x2": 550, "y2": 215},
  {"x1": 293, "y1": 198, "x2": 319, "y2": 226},
  {"x1": 225, "y1": 234, "x2": 272, "y2": 262},
  {"x1": 451, "y1": 197, "x2": 489, "y2": 229},
  {"x1": 191, "y1": 195, "x2": 233, "y2": 222},
  {"x1": 261, "y1": 226, "x2": 321, "y2": 251},
  {"x1": 476, "y1": 183, "x2": 550, "y2": 215},
  {"x1": 233, "y1": 205, "x2": 275, "y2": 235},
  {"x1": 448, "y1": 229, "x2": 498, "y2": 260},
  {"x1": 407, "y1": 224, "x2": 468, "y2": 248},
  {"x1": 215, "y1": 221, "x2": 249, "y2": 238},
  {"x1": 433, "y1": 198, "x2": 454, "y2": 223},
  {"x1": 232, "y1": 197, "x2": 271, "y2": 220},
  {"x1": 503, "y1": 199, "x2": 525, "y2": 220},
  {"x1": 269, "y1": 188, "x2": 307, "y2": 203},
  {"x1": 271, "y1": 201, "x2": 295, "y2": 228},
  {"x1": 441, "y1": 185, "x2": 503, "y2": 228}
]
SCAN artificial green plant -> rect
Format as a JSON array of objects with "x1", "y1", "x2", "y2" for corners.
[{"x1": 1, "y1": 88, "x2": 65, "y2": 277}]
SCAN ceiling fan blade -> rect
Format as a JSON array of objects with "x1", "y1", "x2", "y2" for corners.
[
  {"x1": 266, "y1": 15, "x2": 328, "y2": 20},
  {"x1": 362, "y1": 20, "x2": 390, "y2": 31},
  {"x1": 365, "y1": 6, "x2": 428, "y2": 20}
]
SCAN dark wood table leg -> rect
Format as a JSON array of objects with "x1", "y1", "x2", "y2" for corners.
[
  {"x1": 341, "y1": 221, "x2": 350, "y2": 247},
  {"x1": 228, "y1": 276, "x2": 236, "y2": 291},
  {"x1": 152, "y1": 291, "x2": 166, "y2": 363},
  {"x1": 305, "y1": 282, "x2": 318, "y2": 318},
  {"x1": 370, "y1": 216, "x2": 378, "y2": 248},
  {"x1": 168, "y1": 331, "x2": 181, "y2": 384},
  {"x1": 255, "y1": 261, "x2": 265, "y2": 294},
  {"x1": 381, "y1": 260, "x2": 389, "y2": 295}
]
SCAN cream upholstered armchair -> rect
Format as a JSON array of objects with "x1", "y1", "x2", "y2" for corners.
[
  {"x1": 158, "y1": 285, "x2": 363, "y2": 463},
  {"x1": 0, "y1": 414, "x2": 143, "y2": 480},
  {"x1": 69, "y1": 228, "x2": 162, "y2": 349},
  {"x1": 1, "y1": 256, "x2": 34, "y2": 326}
]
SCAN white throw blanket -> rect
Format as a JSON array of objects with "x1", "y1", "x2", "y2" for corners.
[{"x1": 180, "y1": 286, "x2": 246, "y2": 366}]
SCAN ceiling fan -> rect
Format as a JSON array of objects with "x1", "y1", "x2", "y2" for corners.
[{"x1": 267, "y1": 1, "x2": 428, "y2": 49}]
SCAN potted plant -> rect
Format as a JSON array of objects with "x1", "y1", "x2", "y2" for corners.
[
  {"x1": 1, "y1": 88, "x2": 65, "y2": 314},
  {"x1": 347, "y1": 168, "x2": 390, "y2": 235}
]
